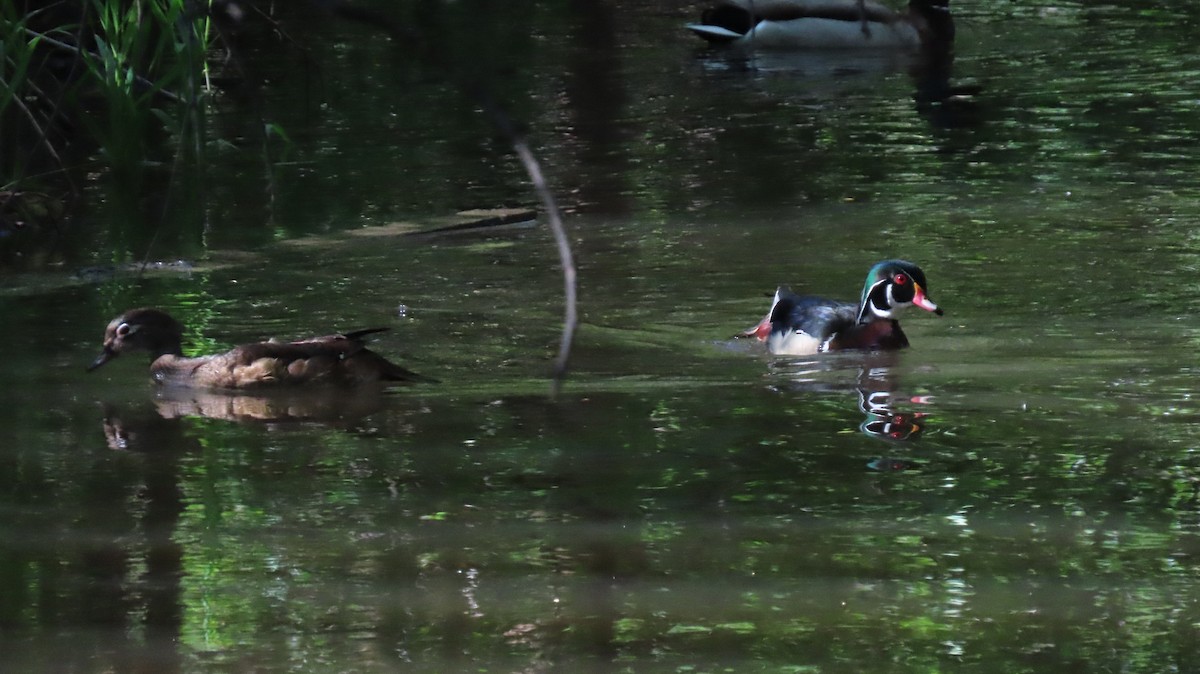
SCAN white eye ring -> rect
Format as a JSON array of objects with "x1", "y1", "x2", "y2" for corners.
[{"x1": 116, "y1": 322, "x2": 139, "y2": 337}]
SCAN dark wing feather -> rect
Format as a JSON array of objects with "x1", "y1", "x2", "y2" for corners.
[
  {"x1": 288, "y1": 327, "x2": 389, "y2": 349},
  {"x1": 336, "y1": 327, "x2": 390, "y2": 342},
  {"x1": 772, "y1": 289, "x2": 859, "y2": 342}
]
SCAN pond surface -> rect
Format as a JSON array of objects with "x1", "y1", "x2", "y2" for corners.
[{"x1": 5, "y1": 1, "x2": 1200, "y2": 672}]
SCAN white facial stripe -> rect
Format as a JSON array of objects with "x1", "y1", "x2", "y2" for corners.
[
  {"x1": 872, "y1": 281, "x2": 894, "y2": 318},
  {"x1": 887, "y1": 283, "x2": 913, "y2": 308},
  {"x1": 874, "y1": 279, "x2": 916, "y2": 319}
]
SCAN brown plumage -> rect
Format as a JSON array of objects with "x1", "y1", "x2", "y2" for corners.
[{"x1": 88, "y1": 308, "x2": 434, "y2": 389}]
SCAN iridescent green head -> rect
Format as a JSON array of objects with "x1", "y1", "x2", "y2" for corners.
[{"x1": 856, "y1": 259, "x2": 943, "y2": 323}]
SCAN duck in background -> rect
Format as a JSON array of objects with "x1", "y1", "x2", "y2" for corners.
[
  {"x1": 686, "y1": 0, "x2": 954, "y2": 52},
  {"x1": 741, "y1": 259, "x2": 943, "y2": 355},
  {"x1": 88, "y1": 308, "x2": 434, "y2": 389}
]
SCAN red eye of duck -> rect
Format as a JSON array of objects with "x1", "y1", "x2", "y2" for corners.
[{"x1": 893, "y1": 273, "x2": 908, "y2": 285}]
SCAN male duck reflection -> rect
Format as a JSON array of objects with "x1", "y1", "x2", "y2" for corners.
[
  {"x1": 742, "y1": 259, "x2": 943, "y2": 355},
  {"x1": 88, "y1": 308, "x2": 434, "y2": 389},
  {"x1": 687, "y1": 0, "x2": 954, "y2": 51}
]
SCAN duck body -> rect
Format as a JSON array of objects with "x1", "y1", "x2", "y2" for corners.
[
  {"x1": 687, "y1": 0, "x2": 953, "y2": 51},
  {"x1": 88, "y1": 308, "x2": 432, "y2": 389},
  {"x1": 743, "y1": 259, "x2": 942, "y2": 356}
]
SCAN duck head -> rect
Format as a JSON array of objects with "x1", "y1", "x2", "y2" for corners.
[
  {"x1": 88, "y1": 308, "x2": 186, "y2": 371},
  {"x1": 856, "y1": 259, "x2": 943, "y2": 323}
]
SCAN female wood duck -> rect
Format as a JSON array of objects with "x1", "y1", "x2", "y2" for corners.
[
  {"x1": 742, "y1": 259, "x2": 943, "y2": 355},
  {"x1": 686, "y1": 0, "x2": 954, "y2": 51},
  {"x1": 87, "y1": 308, "x2": 433, "y2": 389}
]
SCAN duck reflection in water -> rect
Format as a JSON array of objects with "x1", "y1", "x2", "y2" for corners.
[
  {"x1": 688, "y1": 0, "x2": 981, "y2": 129},
  {"x1": 763, "y1": 351, "x2": 935, "y2": 462},
  {"x1": 102, "y1": 403, "x2": 196, "y2": 453},
  {"x1": 854, "y1": 359, "x2": 929, "y2": 444},
  {"x1": 99, "y1": 387, "x2": 412, "y2": 437},
  {"x1": 149, "y1": 385, "x2": 399, "y2": 425}
]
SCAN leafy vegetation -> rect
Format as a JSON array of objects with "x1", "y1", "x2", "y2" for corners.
[{"x1": 1, "y1": 1, "x2": 212, "y2": 186}]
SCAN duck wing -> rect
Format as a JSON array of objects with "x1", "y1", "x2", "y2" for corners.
[
  {"x1": 689, "y1": 0, "x2": 902, "y2": 43},
  {"x1": 746, "y1": 0, "x2": 900, "y2": 23},
  {"x1": 218, "y1": 332, "x2": 434, "y2": 387},
  {"x1": 771, "y1": 290, "x2": 859, "y2": 343}
]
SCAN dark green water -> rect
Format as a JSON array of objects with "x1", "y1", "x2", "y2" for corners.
[{"x1": 5, "y1": 1, "x2": 1200, "y2": 672}]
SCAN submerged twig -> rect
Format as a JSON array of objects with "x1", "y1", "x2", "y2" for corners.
[
  {"x1": 513, "y1": 139, "x2": 577, "y2": 391},
  {"x1": 473, "y1": 111, "x2": 580, "y2": 393}
]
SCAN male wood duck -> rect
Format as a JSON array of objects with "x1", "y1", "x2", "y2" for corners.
[
  {"x1": 686, "y1": 0, "x2": 954, "y2": 51},
  {"x1": 87, "y1": 308, "x2": 433, "y2": 389},
  {"x1": 742, "y1": 259, "x2": 943, "y2": 355}
]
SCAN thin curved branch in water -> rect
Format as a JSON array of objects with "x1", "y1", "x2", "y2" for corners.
[
  {"x1": 512, "y1": 139, "x2": 577, "y2": 392},
  {"x1": 317, "y1": 1, "x2": 579, "y2": 393}
]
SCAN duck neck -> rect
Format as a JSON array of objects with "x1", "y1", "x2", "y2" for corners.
[
  {"x1": 857, "y1": 307, "x2": 890, "y2": 326},
  {"x1": 146, "y1": 337, "x2": 184, "y2": 361},
  {"x1": 146, "y1": 340, "x2": 187, "y2": 374},
  {"x1": 911, "y1": 0, "x2": 954, "y2": 52},
  {"x1": 149, "y1": 352, "x2": 212, "y2": 387},
  {"x1": 856, "y1": 284, "x2": 893, "y2": 325}
]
